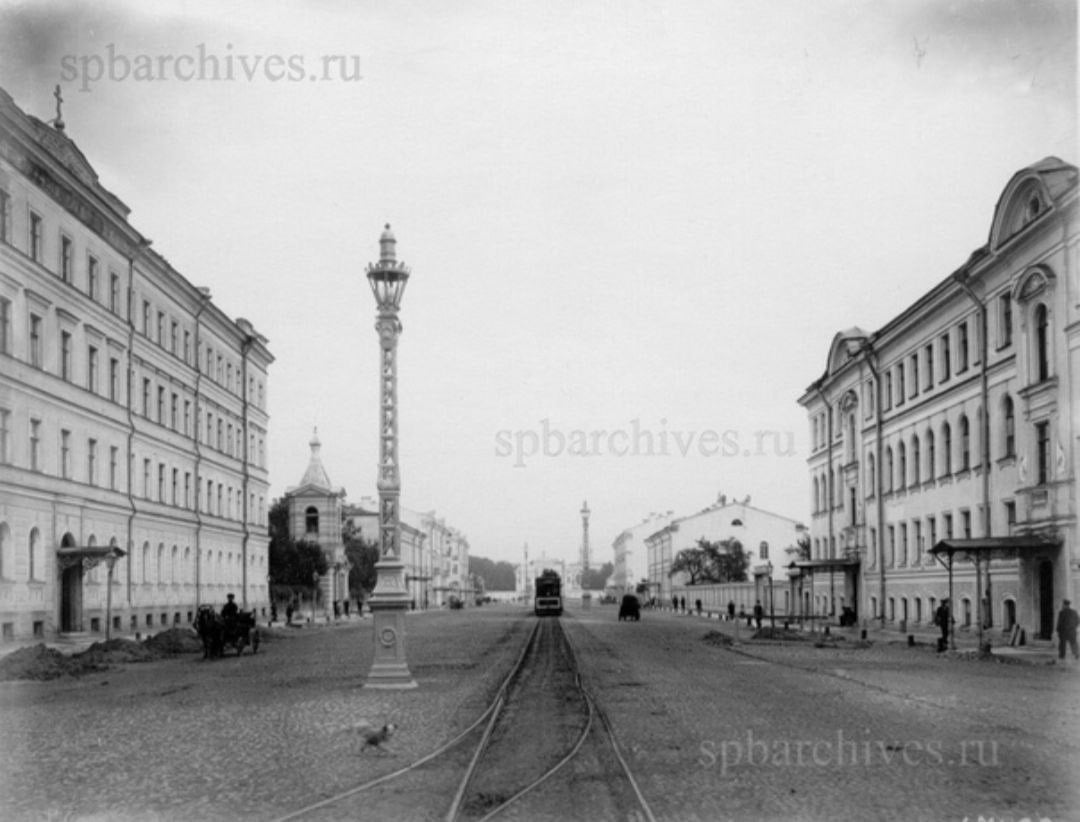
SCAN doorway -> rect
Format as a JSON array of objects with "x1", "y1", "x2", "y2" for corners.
[{"x1": 1038, "y1": 560, "x2": 1054, "y2": 640}]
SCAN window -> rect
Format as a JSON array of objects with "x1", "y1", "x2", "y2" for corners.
[
  {"x1": 0, "y1": 408, "x2": 9, "y2": 464},
  {"x1": 958, "y1": 323, "x2": 969, "y2": 372},
  {"x1": 183, "y1": 330, "x2": 190, "y2": 362},
  {"x1": 156, "y1": 463, "x2": 164, "y2": 501},
  {"x1": 1004, "y1": 501, "x2": 1016, "y2": 528},
  {"x1": 999, "y1": 293, "x2": 1012, "y2": 348},
  {"x1": 157, "y1": 311, "x2": 165, "y2": 346},
  {"x1": 87, "y1": 346, "x2": 99, "y2": 393},
  {"x1": 170, "y1": 393, "x2": 178, "y2": 430},
  {"x1": 217, "y1": 419, "x2": 223, "y2": 450},
  {"x1": 911, "y1": 435, "x2": 921, "y2": 485},
  {"x1": 29, "y1": 314, "x2": 42, "y2": 368},
  {"x1": 143, "y1": 458, "x2": 151, "y2": 498},
  {"x1": 184, "y1": 472, "x2": 191, "y2": 508},
  {"x1": 170, "y1": 320, "x2": 178, "y2": 354},
  {"x1": 944, "y1": 513, "x2": 954, "y2": 539},
  {"x1": 60, "y1": 235, "x2": 73, "y2": 282},
  {"x1": 60, "y1": 331, "x2": 71, "y2": 380},
  {"x1": 142, "y1": 300, "x2": 151, "y2": 335},
  {"x1": 1003, "y1": 395, "x2": 1015, "y2": 458},
  {"x1": 109, "y1": 357, "x2": 119, "y2": 402},
  {"x1": 941, "y1": 333, "x2": 951, "y2": 381},
  {"x1": 924, "y1": 343, "x2": 934, "y2": 389},
  {"x1": 0, "y1": 297, "x2": 10, "y2": 354},
  {"x1": 157, "y1": 386, "x2": 165, "y2": 424},
  {"x1": 897, "y1": 442, "x2": 906, "y2": 490},
  {"x1": 206, "y1": 480, "x2": 213, "y2": 513},
  {"x1": 183, "y1": 400, "x2": 191, "y2": 436},
  {"x1": 87, "y1": 255, "x2": 99, "y2": 301},
  {"x1": 961, "y1": 509, "x2": 971, "y2": 539},
  {"x1": 897, "y1": 363, "x2": 906, "y2": 406},
  {"x1": 884, "y1": 446, "x2": 894, "y2": 492},
  {"x1": 109, "y1": 446, "x2": 118, "y2": 490},
  {"x1": 1034, "y1": 303, "x2": 1049, "y2": 382},
  {"x1": 913, "y1": 520, "x2": 922, "y2": 565},
  {"x1": 29, "y1": 212, "x2": 43, "y2": 262},
  {"x1": 910, "y1": 354, "x2": 919, "y2": 398},
  {"x1": 866, "y1": 453, "x2": 875, "y2": 496},
  {"x1": 110, "y1": 273, "x2": 121, "y2": 314},
  {"x1": 959, "y1": 415, "x2": 970, "y2": 471},
  {"x1": 87, "y1": 439, "x2": 97, "y2": 486},
  {"x1": 0, "y1": 188, "x2": 9, "y2": 243},
  {"x1": 884, "y1": 372, "x2": 893, "y2": 410},
  {"x1": 305, "y1": 506, "x2": 319, "y2": 534},
  {"x1": 928, "y1": 516, "x2": 937, "y2": 548},
  {"x1": 926, "y1": 430, "x2": 935, "y2": 479},
  {"x1": 1035, "y1": 421, "x2": 1050, "y2": 485},
  {"x1": 171, "y1": 467, "x2": 178, "y2": 505},
  {"x1": 900, "y1": 523, "x2": 908, "y2": 566},
  {"x1": 60, "y1": 429, "x2": 71, "y2": 478},
  {"x1": 942, "y1": 422, "x2": 952, "y2": 475},
  {"x1": 888, "y1": 526, "x2": 896, "y2": 566},
  {"x1": 142, "y1": 378, "x2": 151, "y2": 416}
]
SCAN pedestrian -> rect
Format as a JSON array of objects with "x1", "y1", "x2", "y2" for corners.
[
  {"x1": 679, "y1": 596, "x2": 686, "y2": 613},
  {"x1": 1056, "y1": 599, "x2": 1079, "y2": 662},
  {"x1": 270, "y1": 602, "x2": 277, "y2": 624},
  {"x1": 333, "y1": 600, "x2": 341, "y2": 618},
  {"x1": 695, "y1": 598, "x2": 702, "y2": 615},
  {"x1": 285, "y1": 602, "x2": 294, "y2": 626},
  {"x1": 343, "y1": 599, "x2": 350, "y2": 617},
  {"x1": 753, "y1": 599, "x2": 764, "y2": 630},
  {"x1": 727, "y1": 600, "x2": 736, "y2": 622},
  {"x1": 935, "y1": 598, "x2": 951, "y2": 651},
  {"x1": 672, "y1": 596, "x2": 678, "y2": 612}
]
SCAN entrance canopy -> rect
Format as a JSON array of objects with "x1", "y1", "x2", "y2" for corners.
[
  {"x1": 56, "y1": 545, "x2": 126, "y2": 571},
  {"x1": 790, "y1": 558, "x2": 859, "y2": 572},
  {"x1": 930, "y1": 535, "x2": 1058, "y2": 564}
]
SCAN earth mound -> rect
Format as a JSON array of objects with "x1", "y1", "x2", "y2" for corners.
[
  {"x1": 703, "y1": 630, "x2": 735, "y2": 646},
  {"x1": 144, "y1": 627, "x2": 203, "y2": 654},
  {"x1": 753, "y1": 627, "x2": 808, "y2": 641},
  {"x1": 0, "y1": 644, "x2": 74, "y2": 681}
]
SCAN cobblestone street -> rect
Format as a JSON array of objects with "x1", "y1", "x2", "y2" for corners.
[{"x1": 1, "y1": 605, "x2": 1077, "y2": 821}]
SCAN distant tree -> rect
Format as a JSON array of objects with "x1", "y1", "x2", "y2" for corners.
[
  {"x1": 343, "y1": 519, "x2": 379, "y2": 599},
  {"x1": 669, "y1": 538, "x2": 748, "y2": 584},
  {"x1": 469, "y1": 556, "x2": 518, "y2": 590},
  {"x1": 581, "y1": 561, "x2": 613, "y2": 590},
  {"x1": 669, "y1": 545, "x2": 713, "y2": 585}
]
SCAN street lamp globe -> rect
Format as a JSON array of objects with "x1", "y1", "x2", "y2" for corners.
[{"x1": 366, "y1": 224, "x2": 410, "y2": 311}]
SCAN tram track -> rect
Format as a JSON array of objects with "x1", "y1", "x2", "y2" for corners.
[{"x1": 270, "y1": 615, "x2": 655, "y2": 822}]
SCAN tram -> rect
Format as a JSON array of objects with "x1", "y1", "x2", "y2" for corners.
[{"x1": 533, "y1": 569, "x2": 563, "y2": 617}]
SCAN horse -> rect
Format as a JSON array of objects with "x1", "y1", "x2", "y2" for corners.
[{"x1": 195, "y1": 605, "x2": 260, "y2": 659}]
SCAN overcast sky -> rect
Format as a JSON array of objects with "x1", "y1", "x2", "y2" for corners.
[{"x1": 1, "y1": 0, "x2": 1076, "y2": 567}]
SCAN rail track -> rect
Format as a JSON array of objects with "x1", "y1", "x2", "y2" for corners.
[{"x1": 271, "y1": 616, "x2": 655, "y2": 822}]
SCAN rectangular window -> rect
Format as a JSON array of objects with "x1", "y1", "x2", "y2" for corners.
[
  {"x1": 60, "y1": 429, "x2": 71, "y2": 478},
  {"x1": 184, "y1": 472, "x2": 191, "y2": 509},
  {"x1": 110, "y1": 273, "x2": 121, "y2": 314},
  {"x1": 0, "y1": 408, "x2": 9, "y2": 464},
  {"x1": 109, "y1": 357, "x2": 120, "y2": 402},
  {"x1": 183, "y1": 400, "x2": 191, "y2": 436},
  {"x1": 924, "y1": 343, "x2": 934, "y2": 389},
  {"x1": 928, "y1": 516, "x2": 936, "y2": 548},
  {"x1": 60, "y1": 235, "x2": 73, "y2": 282},
  {"x1": 896, "y1": 363, "x2": 905, "y2": 406},
  {"x1": 109, "y1": 446, "x2": 118, "y2": 490},
  {"x1": 158, "y1": 463, "x2": 165, "y2": 502},
  {"x1": 170, "y1": 393, "x2": 178, "y2": 430},
  {"x1": 958, "y1": 322, "x2": 969, "y2": 372},
  {"x1": 961, "y1": 509, "x2": 971, "y2": 539},
  {"x1": 941, "y1": 333, "x2": 951, "y2": 381},
  {"x1": 29, "y1": 314, "x2": 42, "y2": 367},
  {"x1": 142, "y1": 378, "x2": 151, "y2": 417},
  {"x1": 884, "y1": 372, "x2": 893, "y2": 410},
  {"x1": 1036, "y1": 421, "x2": 1050, "y2": 485},
  {"x1": 1004, "y1": 501, "x2": 1016, "y2": 528},
  {"x1": 206, "y1": 412, "x2": 213, "y2": 446},
  {"x1": 0, "y1": 188, "x2": 10, "y2": 243},
  {"x1": 142, "y1": 300, "x2": 151, "y2": 336},
  {"x1": 60, "y1": 331, "x2": 71, "y2": 380},
  {"x1": 944, "y1": 513, "x2": 954, "y2": 539},
  {"x1": 143, "y1": 458, "x2": 151, "y2": 499},
  {"x1": 206, "y1": 479, "x2": 213, "y2": 514},
  {"x1": 888, "y1": 526, "x2": 896, "y2": 566},
  {"x1": 87, "y1": 255, "x2": 99, "y2": 301},
  {"x1": 29, "y1": 212, "x2": 43, "y2": 262},
  {"x1": 87, "y1": 438, "x2": 97, "y2": 486},
  {"x1": 87, "y1": 345, "x2": 99, "y2": 393},
  {"x1": 999, "y1": 294, "x2": 1012, "y2": 348},
  {"x1": 914, "y1": 520, "x2": 922, "y2": 563},
  {"x1": 29, "y1": 418, "x2": 40, "y2": 471},
  {"x1": 183, "y1": 330, "x2": 191, "y2": 363},
  {"x1": 171, "y1": 468, "x2": 178, "y2": 505},
  {"x1": 900, "y1": 523, "x2": 908, "y2": 566},
  {"x1": 157, "y1": 311, "x2": 165, "y2": 346},
  {"x1": 217, "y1": 419, "x2": 223, "y2": 450},
  {"x1": 0, "y1": 297, "x2": 10, "y2": 354},
  {"x1": 157, "y1": 386, "x2": 165, "y2": 424},
  {"x1": 910, "y1": 354, "x2": 919, "y2": 398},
  {"x1": 170, "y1": 320, "x2": 178, "y2": 354}
]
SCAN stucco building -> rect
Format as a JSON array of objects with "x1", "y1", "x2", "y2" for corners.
[
  {"x1": 612, "y1": 511, "x2": 674, "y2": 594},
  {"x1": 799, "y1": 157, "x2": 1078, "y2": 641},
  {"x1": 0, "y1": 87, "x2": 273, "y2": 641}
]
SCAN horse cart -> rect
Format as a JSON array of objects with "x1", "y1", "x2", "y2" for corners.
[{"x1": 195, "y1": 605, "x2": 261, "y2": 658}]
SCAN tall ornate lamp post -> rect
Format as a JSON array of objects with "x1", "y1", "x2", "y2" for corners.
[{"x1": 363, "y1": 225, "x2": 417, "y2": 689}]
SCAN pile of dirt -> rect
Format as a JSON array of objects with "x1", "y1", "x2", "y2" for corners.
[
  {"x1": 80, "y1": 638, "x2": 158, "y2": 666},
  {"x1": 702, "y1": 630, "x2": 735, "y2": 647},
  {"x1": 144, "y1": 627, "x2": 203, "y2": 654},
  {"x1": 0, "y1": 645, "x2": 78, "y2": 681},
  {"x1": 753, "y1": 627, "x2": 808, "y2": 641}
]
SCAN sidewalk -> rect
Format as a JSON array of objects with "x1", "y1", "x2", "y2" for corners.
[{"x1": 652, "y1": 605, "x2": 1059, "y2": 665}]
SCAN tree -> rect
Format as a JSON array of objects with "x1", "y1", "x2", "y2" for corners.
[
  {"x1": 668, "y1": 538, "x2": 749, "y2": 584},
  {"x1": 581, "y1": 561, "x2": 613, "y2": 590},
  {"x1": 469, "y1": 556, "x2": 518, "y2": 590},
  {"x1": 343, "y1": 519, "x2": 379, "y2": 599},
  {"x1": 669, "y1": 545, "x2": 714, "y2": 585},
  {"x1": 268, "y1": 497, "x2": 329, "y2": 591}
]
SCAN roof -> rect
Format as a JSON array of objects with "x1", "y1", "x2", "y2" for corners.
[
  {"x1": 790, "y1": 558, "x2": 859, "y2": 571},
  {"x1": 930, "y1": 535, "x2": 1059, "y2": 562},
  {"x1": 287, "y1": 428, "x2": 344, "y2": 496}
]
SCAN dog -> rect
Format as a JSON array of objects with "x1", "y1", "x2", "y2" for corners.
[{"x1": 347, "y1": 720, "x2": 397, "y2": 754}]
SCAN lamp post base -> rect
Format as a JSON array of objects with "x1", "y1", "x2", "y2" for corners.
[{"x1": 364, "y1": 560, "x2": 417, "y2": 689}]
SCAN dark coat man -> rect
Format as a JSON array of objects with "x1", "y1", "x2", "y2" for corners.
[{"x1": 1056, "y1": 599, "x2": 1079, "y2": 661}]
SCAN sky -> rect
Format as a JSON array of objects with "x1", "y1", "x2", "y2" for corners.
[{"x1": 0, "y1": 0, "x2": 1076, "y2": 566}]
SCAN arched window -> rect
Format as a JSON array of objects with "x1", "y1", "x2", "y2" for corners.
[
  {"x1": 897, "y1": 442, "x2": 907, "y2": 490},
  {"x1": 142, "y1": 542, "x2": 150, "y2": 583},
  {"x1": 1034, "y1": 303, "x2": 1049, "y2": 382},
  {"x1": 171, "y1": 545, "x2": 179, "y2": 584},
  {"x1": 1003, "y1": 395, "x2": 1015, "y2": 457},
  {"x1": 926, "y1": 429, "x2": 935, "y2": 479},
  {"x1": 884, "y1": 447, "x2": 894, "y2": 492},
  {"x1": 812, "y1": 477, "x2": 819, "y2": 513},
  {"x1": 942, "y1": 423, "x2": 952, "y2": 475},
  {"x1": 911, "y1": 435, "x2": 921, "y2": 485},
  {"x1": 959, "y1": 415, "x2": 970, "y2": 471},
  {"x1": 29, "y1": 528, "x2": 41, "y2": 580},
  {"x1": 157, "y1": 543, "x2": 165, "y2": 584},
  {"x1": 866, "y1": 453, "x2": 876, "y2": 496},
  {"x1": 305, "y1": 506, "x2": 319, "y2": 535}
]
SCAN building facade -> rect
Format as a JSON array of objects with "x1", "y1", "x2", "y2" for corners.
[
  {"x1": 612, "y1": 511, "x2": 674, "y2": 594},
  {"x1": 645, "y1": 495, "x2": 805, "y2": 610},
  {"x1": 0, "y1": 87, "x2": 273, "y2": 641},
  {"x1": 799, "y1": 157, "x2": 1078, "y2": 640}
]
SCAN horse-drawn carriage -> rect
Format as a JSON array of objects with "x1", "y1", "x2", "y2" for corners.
[{"x1": 195, "y1": 604, "x2": 260, "y2": 658}]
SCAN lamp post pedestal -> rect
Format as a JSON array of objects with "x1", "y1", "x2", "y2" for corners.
[{"x1": 365, "y1": 557, "x2": 416, "y2": 688}]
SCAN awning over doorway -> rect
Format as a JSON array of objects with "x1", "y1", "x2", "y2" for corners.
[
  {"x1": 930, "y1": 535, "x2": 1059, "y2": 563},
  {"x1": 790, "y1": 557, "x2": 860, "y2": 572},
  {"x1": 56, "y1": 545, "x2": 126, "y2": 571}
]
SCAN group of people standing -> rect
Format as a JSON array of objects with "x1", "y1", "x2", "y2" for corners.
[{"x1": 934, "y1": 596, "x2": 1079, "y2": 662}]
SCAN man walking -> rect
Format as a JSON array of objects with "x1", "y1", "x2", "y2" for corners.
[
  {"x1": 753, "y1": 599, "x2": 764, "y2": 630},
  {"x1": 935, "y1": 598, "x2": 951, "y2": 652},
  {"x1": 1056, "y1": 599, "x2": 1079, "y2": 662}
]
